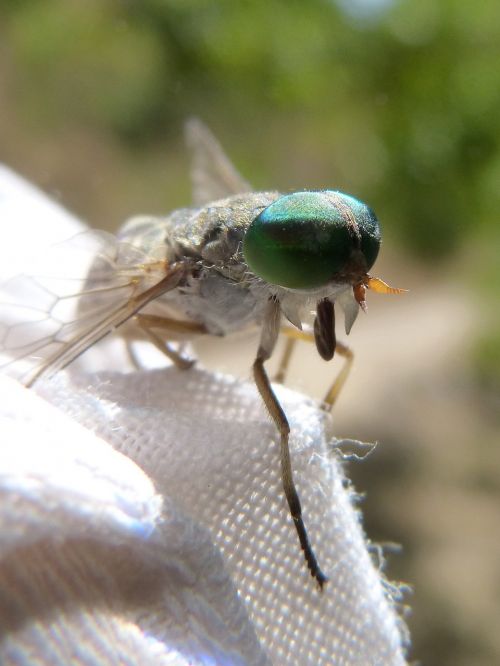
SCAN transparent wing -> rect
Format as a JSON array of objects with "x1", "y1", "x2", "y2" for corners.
[
  {"x1": 185, "y1": 118, "x2": 252, "y2": 206},
  {"x1": 0, "y1": 230, "x2": 185, "y2": 386}
]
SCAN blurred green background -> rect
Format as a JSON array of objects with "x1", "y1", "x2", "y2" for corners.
[{"x1": 1, "y1": 1, "x2": 499, "y2": 663}]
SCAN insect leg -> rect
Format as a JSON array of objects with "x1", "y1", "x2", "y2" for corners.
[
  {"x1": 322, "y1": 341, "x2": 353, "y2": 409},
  {"x1": 135, "y1": 313, "x2": 208, "y2": 370},
  {"x1": 273, "y1": 336, "x2": 297, "y2": 383},
  {"x1": 133, "y1": 313, "x2": 207, "y2": 336},
  {"x1": 254, "y1": 300, "x2": 328, "y2": 588},
  {"x1": 136, "y1": 325, "x2": 194, "y2": 370},
  {"x1": 278, "y1": 327, "x2": 354, "y2": 411}
]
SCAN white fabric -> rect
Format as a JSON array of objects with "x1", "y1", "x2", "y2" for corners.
[{"x1": 0, "y1": 166, "x2": 409, "y2": 665}]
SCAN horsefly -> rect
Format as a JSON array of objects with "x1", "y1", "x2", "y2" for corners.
[{"x1": 0, "y1": 120, "x2": 405, "y2": 588}]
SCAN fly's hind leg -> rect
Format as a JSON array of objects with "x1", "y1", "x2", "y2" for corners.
[
  {"x1": 137, "y1": 327, "x2": 194, "y2": 370},
  {"x1": 135, "y1": 313, "x2": 208, "y2": 370},
  {"x1": 277, "y1": 327, "x2": 354, "y2": 411}
]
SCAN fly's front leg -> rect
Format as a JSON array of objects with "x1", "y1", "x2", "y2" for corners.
[
  {"x1": 322, "y1": 341, "x2": 353, "y2": 409},
  {"x1": 278, "y1": 326, "x2": 354, "y2": 411},
  {"x1": 273, "y1": 336, "x2": 296, "y2": 384},
  {"x1": 135, "y1": 313, "x2": 207, "y2": 371},
  {"x1": 253, "y1": 299, "x2": 328, "y2": 588}
]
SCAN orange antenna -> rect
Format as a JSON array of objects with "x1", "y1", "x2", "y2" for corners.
[{"x1": 365, "y1": 276, "x2": 408, "y2": 295}]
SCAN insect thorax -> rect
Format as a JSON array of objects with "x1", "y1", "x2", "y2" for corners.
[{"x1": 118, "y1": 192, "x2": 281, "y2": 335}]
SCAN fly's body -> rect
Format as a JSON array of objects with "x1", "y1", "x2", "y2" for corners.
[
  {"x1": 0, "y1": 120, "x2": 405, "y2": 588},
  {"x1": 116, "y1": 190, "x2": 364, "y2": 340},
  {"x1": 116, "y1": 192, "x2": 278, "y2": 337}
]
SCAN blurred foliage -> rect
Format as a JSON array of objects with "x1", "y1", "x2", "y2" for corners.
[
  {"x1": 474, "y1": 330, "x2": 500, "y2": 396},
  {"x1": 1, "y1": 0, "x2": 499, "y2": 263}
]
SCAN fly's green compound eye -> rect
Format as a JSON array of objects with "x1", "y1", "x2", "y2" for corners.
[{"x1": 243, "y1": 191, "x2": 381, "y2": 289}]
